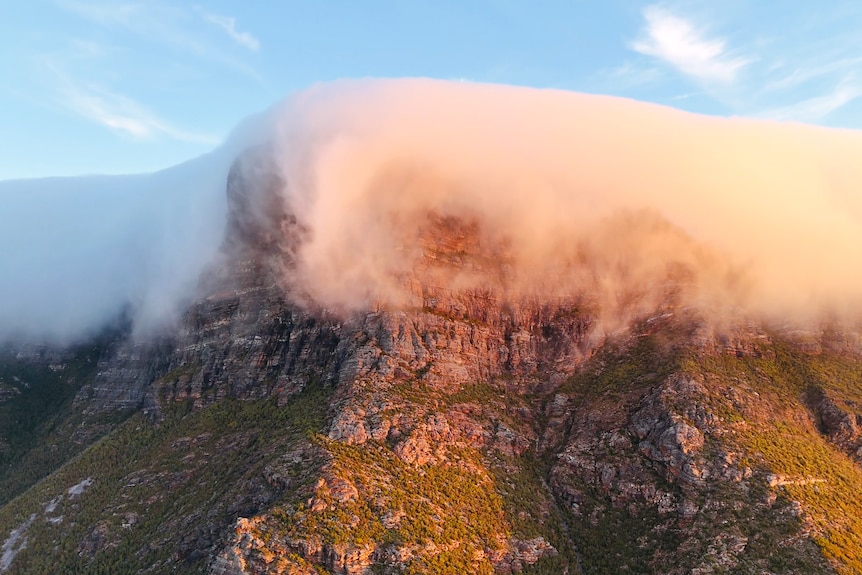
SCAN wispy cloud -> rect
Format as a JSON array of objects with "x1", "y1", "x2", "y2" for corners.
[
  {"x1": 762, "y1": 56, "x2": 862, "y2": 95},
  {"x1": 760, "y1": 80, "x2": 862, "y2": 123},
  {"x1": 631, "y1": 6, "x2": 749, "y2": 84},
  {"x1": 620, "y1": 4, "x2": 862, "y2": 127},
  {"x1": 55, "y1": 0, "x2": 140, "y2": 26},
  {"x1": 42, "y1": 51, "x2": 219, "y2": 145},
  {"x1": 57, "y1": 0, "x2": 208, "y2": 56},
  {"x1": 201, "y1": 11, "x2": 260, "y2": 51},
  {"x1": 55, "y1": 0, "x2": 262, "y2": 80},
  {"x1": 62, "y1": 82, "x2": 220, "y2": 144},
  {"x1": 604, "y1": 61, "x2": 662, "y2": 89}
]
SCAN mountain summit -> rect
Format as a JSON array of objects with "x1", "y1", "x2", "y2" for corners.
[{"x1": 2, "y1": 81, "x2": 862, "y2": 575}]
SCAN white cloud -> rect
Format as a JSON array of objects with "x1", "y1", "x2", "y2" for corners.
[
  {"x1": 763, "y1": 57, "x2": 862, "y2": 95},
  {"x1": 604, "y1": 61, "x2": 662, "y2": 88},
  {"x1": 0, "y1": 139, "x2": 237, "y2": 343},
  {"x1": 57, "y1": 0, "x2": 208, "y2": 56},
  {"x1": 65, "y1": 84, "x2": 219, "y2": 144},
  {"x1": 761, "y1": 81, "x2": 862, "y2": 123},
  {"x1": 631, "y1": 5, "x2": 749, "y2": 84},
  {"x1": 45, "y1": 58, "x2": 219, "y2": 144},
  {"x1": 202, "y1": 12, "x2": 260, "y2": 51},
  {"x1": 56, "y1": 0, "x2": 262, "y2": 79}
]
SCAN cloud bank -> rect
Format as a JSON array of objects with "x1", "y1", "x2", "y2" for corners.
[
  {"x1": 2, "y1": 78, "x2": 862, "y2": 344},
  {"x1": 266, "y1": 79, "x2": 862, "y2": 325},
  {"x1": 0, "y1": 149, "x2": 234, "y2": 344}
]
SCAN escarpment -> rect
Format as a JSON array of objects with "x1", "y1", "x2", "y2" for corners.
[{"x1": 3, "y1": 148, "x2": 862, "y2": 575}]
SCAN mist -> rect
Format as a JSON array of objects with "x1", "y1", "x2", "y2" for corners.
[
  {"x1": 2, "y1": 78, "x2": 862, "y2": 345},
  {"x1": 0, "y1": 151, "x2": 232, "y2": 344},
  {"x1": 267, "y1": 79, "x2": 862, "y2": 326}
]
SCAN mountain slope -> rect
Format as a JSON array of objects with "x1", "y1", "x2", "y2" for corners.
[{"x1": 2, "y1": 149, "x2": 862, "y2": 575}]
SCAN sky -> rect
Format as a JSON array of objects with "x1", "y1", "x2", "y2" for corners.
[{"x1": 1, "y1": 1, "x2": 861, "y2": 180}]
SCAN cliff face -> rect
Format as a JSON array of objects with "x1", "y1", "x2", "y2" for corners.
[{"x1": 3, "y1": 149, "x2": 862, "y2": 575}]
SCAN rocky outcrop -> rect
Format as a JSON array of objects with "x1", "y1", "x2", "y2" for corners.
[
  {"x1": 6, "y1": 146, "x2": 862, "y2": 575},
  {"x1": 807, "y1": 388, "x2": 862, "y2": 464},
  {"x1": 182, "y1": 152, "x2": 600, "y2": 574},
  {"x1": 817, "y1": 394, "x2": 860, "y2": 445},
  {"x1": 193, "y1": 151, "x2": 841, "y2": 573},
  {"x1": 155, "y1": 151, "x2": 851, "y2": 574}
]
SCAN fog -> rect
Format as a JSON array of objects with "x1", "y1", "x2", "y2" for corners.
[
  {"x1": 269, "y1": 80, "x2": 862, "y2": 326},
  {"x1": 0, "y1": 151, "x2": 233, "y2": 344},
  {"x1": 2, "y1": 78, "x2": 861, "y2": 344}
]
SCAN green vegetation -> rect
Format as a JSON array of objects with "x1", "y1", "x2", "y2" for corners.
[
  {"x1": 447, "y1": 380, "x2": 501, "y2": 406},
  {"x1": 0, "y1": 341, "x2": 110, "y2": 505},
  {"x1": 541, "y1": 324, "x2": 849, "y2": 574},
  {"x1": 277, "y1": 439, "x2": 508, "y2": 574},
  {"x1": 560, "y1": 328, "x2": 683, "y2": 399},
  {"x1": 490, "y1": 454, "x2": 579, "y2": 574},
  {"x1": 0, "y1": 380, "x2": 333, "y2": 575},
  {"x1": 687, "y1": 343, "x2": 862, "y2": 575},
  {"x1": 6, "y1": 314, "x2": 862, "y2": 575}
]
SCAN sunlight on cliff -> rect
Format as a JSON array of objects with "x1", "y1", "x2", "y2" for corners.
[
  {"x1": 265, "y1": 79, "x2": 862, "y2": 326},
  {"x1": 1, "y1": 78, "x2": 862, "y2": 343}
]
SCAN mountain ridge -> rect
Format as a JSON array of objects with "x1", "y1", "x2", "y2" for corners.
[{"x1": 2, "y1": 146, "x2": 862, "y2": 574}]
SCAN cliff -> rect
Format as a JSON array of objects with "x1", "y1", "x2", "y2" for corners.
[{"x1": 2, "y1": 148, "x2": 862, "y2": 575}]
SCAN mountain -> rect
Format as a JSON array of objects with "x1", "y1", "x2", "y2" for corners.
[{"x1": 2, "y1": 143, "x2": 862, "y2": 575}]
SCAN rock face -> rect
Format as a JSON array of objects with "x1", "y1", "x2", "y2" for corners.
[
  {"x1": 187, "y1": 152, "x2": 598, "y2": 574},
  {"x1": 3, "y1": 147, "x2": 862, "y2": 575},
  {"x1": 83, "y1": 149, "x2": 341, "y2": 415}
]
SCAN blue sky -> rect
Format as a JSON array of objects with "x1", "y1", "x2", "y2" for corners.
[{"x1": 1, "y1": 1, "x2": 860, "y2": 180}]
